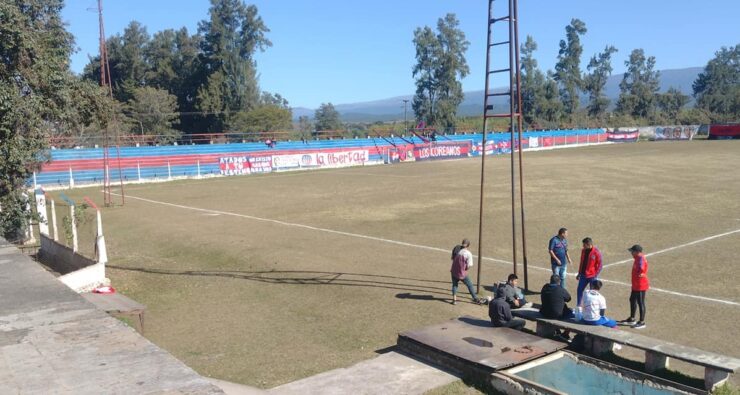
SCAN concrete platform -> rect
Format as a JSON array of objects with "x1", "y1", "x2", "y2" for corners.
[
  {"x1": 0, "y1": 238, "x2": 223, "y2": 394},
  {"x1": 268, "y1": 351, "x2": 458, "y2": 395},
  {"x1": 397, "y1": 316, "x2": 565, "y2": 385}
]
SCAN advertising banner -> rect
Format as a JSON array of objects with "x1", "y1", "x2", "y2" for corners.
[
  {"x1": 272, "y1": 153, "x2": 318, "y2": 170},
  {"x1": 606, "y1": 129, "x2": 639, "y2": 142},
  {"x1": 653, "y1": 126, "x2": 695, "y2": 140},
  {"x1": 272, "y1": 150, "x2": 368, "y2": 170},
  {"x1": 413, "y1": 142, "x2": 471, "y2": 161},
  {"x1": 219, "y1": 155, "x2": 273, "y2": 175},
  {"x1": 529, "y1": 137, "x2": 539, "y2": 148},
  {"x1": 315, "y1": 150, "x2": 368, "y2": 168}
]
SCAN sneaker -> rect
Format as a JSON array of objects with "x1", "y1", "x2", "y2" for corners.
[
  {"x1": 553, "y1": 333, "x2": 571, "y2": 343},
  {"x1": 521, "y1": 302, "x2": 533, "y2": 308},
  {"x1": 632, "y1": 321, "x2": 646, "y2": 329},
  {"x1": 451, "y1": 300, "x2": 457, "y2": 305},
  {"x1": 619, "y1": 317, "x2": 637, "y2": 325}
]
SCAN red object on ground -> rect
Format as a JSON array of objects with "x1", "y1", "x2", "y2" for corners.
[{"x1": 92, "y1": 286, "x2": 116, "y2": 294}]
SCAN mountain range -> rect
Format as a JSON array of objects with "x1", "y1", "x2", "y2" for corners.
[{"x1": 292, "y1": 67, "x2": 702, "y2": 122}]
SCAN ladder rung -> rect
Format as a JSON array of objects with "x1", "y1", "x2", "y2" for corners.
[
  {"x1": 491, "y1": 16, "x2": 510, "y2": 23},
  {"x1": 491, "y1": 41, "x2": 510, "y2": 47},
  {"x1": 485, "y1": 113, "x2": 522, "y2": 118},
  {"x1": 489, "y1": 68, "x2": 510, "y2": 74},
  {"x1": 487, "y1": 92, "x2": 510, "y2": 97}
]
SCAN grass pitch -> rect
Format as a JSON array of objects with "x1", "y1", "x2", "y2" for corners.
[{"x1": 54, "y1": 140, "x2": 740, "y2": 388}]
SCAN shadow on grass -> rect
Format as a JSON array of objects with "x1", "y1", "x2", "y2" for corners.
[
  {"x1": 395, "y1": 292, "x2": 452, "y2": 304},
  {"x1": 108, "y1": 264, "x2": 463, "y2": 299}
]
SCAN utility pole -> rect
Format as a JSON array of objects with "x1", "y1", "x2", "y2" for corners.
[{"x1": 402, "y1": 99, "x2": 409, "y2": 135}]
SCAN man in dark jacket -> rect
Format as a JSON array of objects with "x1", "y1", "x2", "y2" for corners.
[
  {"x1": 489, "y1": 297, "x2": 525, "y2": 330},
  {"x1": 540, "y1": 275, "x2": 573, "y2": 319}
]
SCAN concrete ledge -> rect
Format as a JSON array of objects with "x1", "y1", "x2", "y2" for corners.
[{"x1": 0, "y1": 238, "x2": 223, "y2": 394}]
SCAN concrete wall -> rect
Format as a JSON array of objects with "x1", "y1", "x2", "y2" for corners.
[{"x1": 39, "y1": 234, "x2": 96, "y2": 275}]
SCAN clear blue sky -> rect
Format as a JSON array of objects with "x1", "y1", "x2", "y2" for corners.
[{"x1": 62, "y1": 0, "x2": 739, "y2": 109}]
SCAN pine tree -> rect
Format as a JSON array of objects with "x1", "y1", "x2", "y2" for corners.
[
  {"x1": 693, "y1": 44, "x2": 740, "y2": 122},
  {"x1": 616, "y1": 49, "x2": 661, "y2": 119},
  {"x1": 554, "y1": 19, "x2": 587, "y2": 117},
  {"x1": 196, "y1": 0, "x2": 271, "y2": 131},
  {"x1": 520, "y1": 36, "x2": 545, "y2": 127},
  {"x1": 584, "y1": 46, "x2": 618, "y2": 118}
]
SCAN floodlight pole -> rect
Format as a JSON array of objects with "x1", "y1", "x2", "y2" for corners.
[{"x1": 403, "y1": 99, "x2": 409, "y2": 135}]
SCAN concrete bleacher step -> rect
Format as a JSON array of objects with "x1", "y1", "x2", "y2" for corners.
[{"x1": 267, "y1": 351, "x2": 458, "y2": 395}]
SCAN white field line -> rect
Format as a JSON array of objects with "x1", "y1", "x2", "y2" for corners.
[
  {"x1": 603, "y1": 228, "x2": 740, "y2": 269},
  {"x1": 120, "y1": 193, "x2": 739, "y2": 307}
]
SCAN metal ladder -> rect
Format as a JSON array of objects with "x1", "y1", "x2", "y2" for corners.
[{"x1": 476, "y1": 0, "x2": 530, "y2": 291}]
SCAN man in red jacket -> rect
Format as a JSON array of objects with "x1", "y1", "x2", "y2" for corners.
[
  {"x1": 620, "y1": 244, "x2": 649, "y2": 329},
  {"x1": 576, "y1": 237, "x2": 602, "y2": 307}
]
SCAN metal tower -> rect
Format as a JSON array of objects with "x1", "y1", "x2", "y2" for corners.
[{"x1": 476, "y1": 0, "x2": 530, "y2": 292}]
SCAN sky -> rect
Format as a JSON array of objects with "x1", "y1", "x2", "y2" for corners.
[{"x1": 62, "y1": 0, "x2": 740, "y2": 109}]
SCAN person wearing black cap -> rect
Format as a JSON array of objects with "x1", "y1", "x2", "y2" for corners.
[{"x1": 620, "y1": 244, "x2": 649, "y2": 329}]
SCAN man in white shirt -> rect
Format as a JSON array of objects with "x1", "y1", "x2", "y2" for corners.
[{"x1": 579, "y1": 280, "x2": 617, "y2": 328}]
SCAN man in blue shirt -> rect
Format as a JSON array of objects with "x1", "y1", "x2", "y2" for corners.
[{"x1": 548, "y1": 228, "x2": 572, "y2": 288}]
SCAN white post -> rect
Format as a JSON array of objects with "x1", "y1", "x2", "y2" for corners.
[
  {"x1": 137, "y1": 161, "x2": 142, "y2": 181},
  {"x1": 35, "y1": 190, "x2": 49, "y2": 236},
  {"x1": 69, "y1": 167, "x2": 75, "y2": 189},
  {"x1": 95, "y1": 209, "x2": 107, "y2": 264},
  {"x1": 197, "y1": 160, "x2": 201, "y2": 178},
  {"x1": 51, "y1": 200, "x2": 59, "y2": 241},
  {"x1": 168, "y1": 161, "x2": 172, "y2": 180},
  {"x1": 24, "y1": 197, "x2": 35, "y2": 244},
  {"x1": 70, "y1": 205, "x2": 78, "y2": 253}
]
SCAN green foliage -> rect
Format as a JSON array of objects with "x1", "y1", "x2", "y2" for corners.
[
  {"x1": 196, "y1": 0, "x2": 271, "y2": 131},
  {"x1": 520, "y1": 36, "x2": 545, "y2": 127},
  {"x1": 231, "y1": 104, "x2": 292, "y2": 133},
  {"x1": 125, "y1": 87, "x2": 181, "y2": 143},
  {"x1": 412, "y1": 13, "x2": 469, "y2": 130},
  {"x1": 554, "y1": 18, "x2": 587, "y2": 117},
  {"x1": 656, "y1": 87, "x2": 690, "y2": 122},
  {"x1": 584, "y1": 45, "x2": 618, "y2": 118},
  {"x1": 0, "y1": 0, "x2": 100, "y2": 240},
  {"x1": 314, "y1": 103, "x2": 342, "y2": 131},
  {"x1": 693, "y1": 44, "x2": 740, "y2": 122},
  {"x1": 61, "y1": 203, "x2": 90, "y2": 246},
  {"x1": 616, "y1": 49, "x2": 661, "y2": 118},
  {"x1": 538, "y1": 73, "x2": 565, "y2": 127},
  {"x1": 677, "y1": 107, "x2": 711, "y2": 125}
]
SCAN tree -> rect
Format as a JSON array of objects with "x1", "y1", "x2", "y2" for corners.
[
  {"x1": 554, "y1": 19, "x2": 587, "y2": 116},
  {"x1": 433, "y1": 14, "x2": 470, "y2": 130},
  {"x1": 520, "y1": 36, "x2": 545, "y2": 126},
  {"x1": 693, "y1": 44, "x2": 740, "y2": 122},
  {"x1": 0, "y1": 0, "x2": 103, "y2": 239},
  {"x1": 584, "y1": 45, "x2": 618, "y2": 118},
  {"x1": 260, "y1": 92, "x2": 289, "y2": 109},
  {"x1": 83, "y1": 21, "x2": 150, "y2": 102},
  {"x1": 232, "y1": 105, "x2": 291, "y2": 133},
  {"x1": 412, "y1": 13, "x2": 469, "y2": 130},
  {"x1": 314, "y1": 103, "x2": 342, "y2": 131},
  {"x1": 196, "y1": 0, "x2": 271, "y2": 131},
  {"x1": 145, "y1": 28, "x2": 202, "y2": 130},
  {"x1": 125, "y1": 87, "x2": 181, "y2": 143},
  {"x1": 657, "y1": 87, "x2": 689, "y2": 121},
  {"x1": 297, "y1": 115, "x2": 312, "y2": 135},
  {"x1": 538, "y1": 73, "x2": 564, "y2": 125},
  {"x1": 411, "y1": 26, "x2": 440, "y2": 127},
  {"x1": 616, "y1": 49, "x2": 661, "y2": 119}
]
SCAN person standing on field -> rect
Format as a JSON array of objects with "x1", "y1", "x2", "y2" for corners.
[
  {"x1": 620, "y1": 244, "x2": 649, "y2": 329},
  {"x1": 576, "y1": 237, "x2": 602, "y2": 307},
  {"x1": 549, "y1": 228, "x2": 572, "y2": 288},
  {"x1": 450, "y1": 239, "x2": 481, "y2": 305}
]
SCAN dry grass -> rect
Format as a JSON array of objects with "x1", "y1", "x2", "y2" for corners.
[{"x1": 52, "y1": 140, "x2": 740, "y2": 388}]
